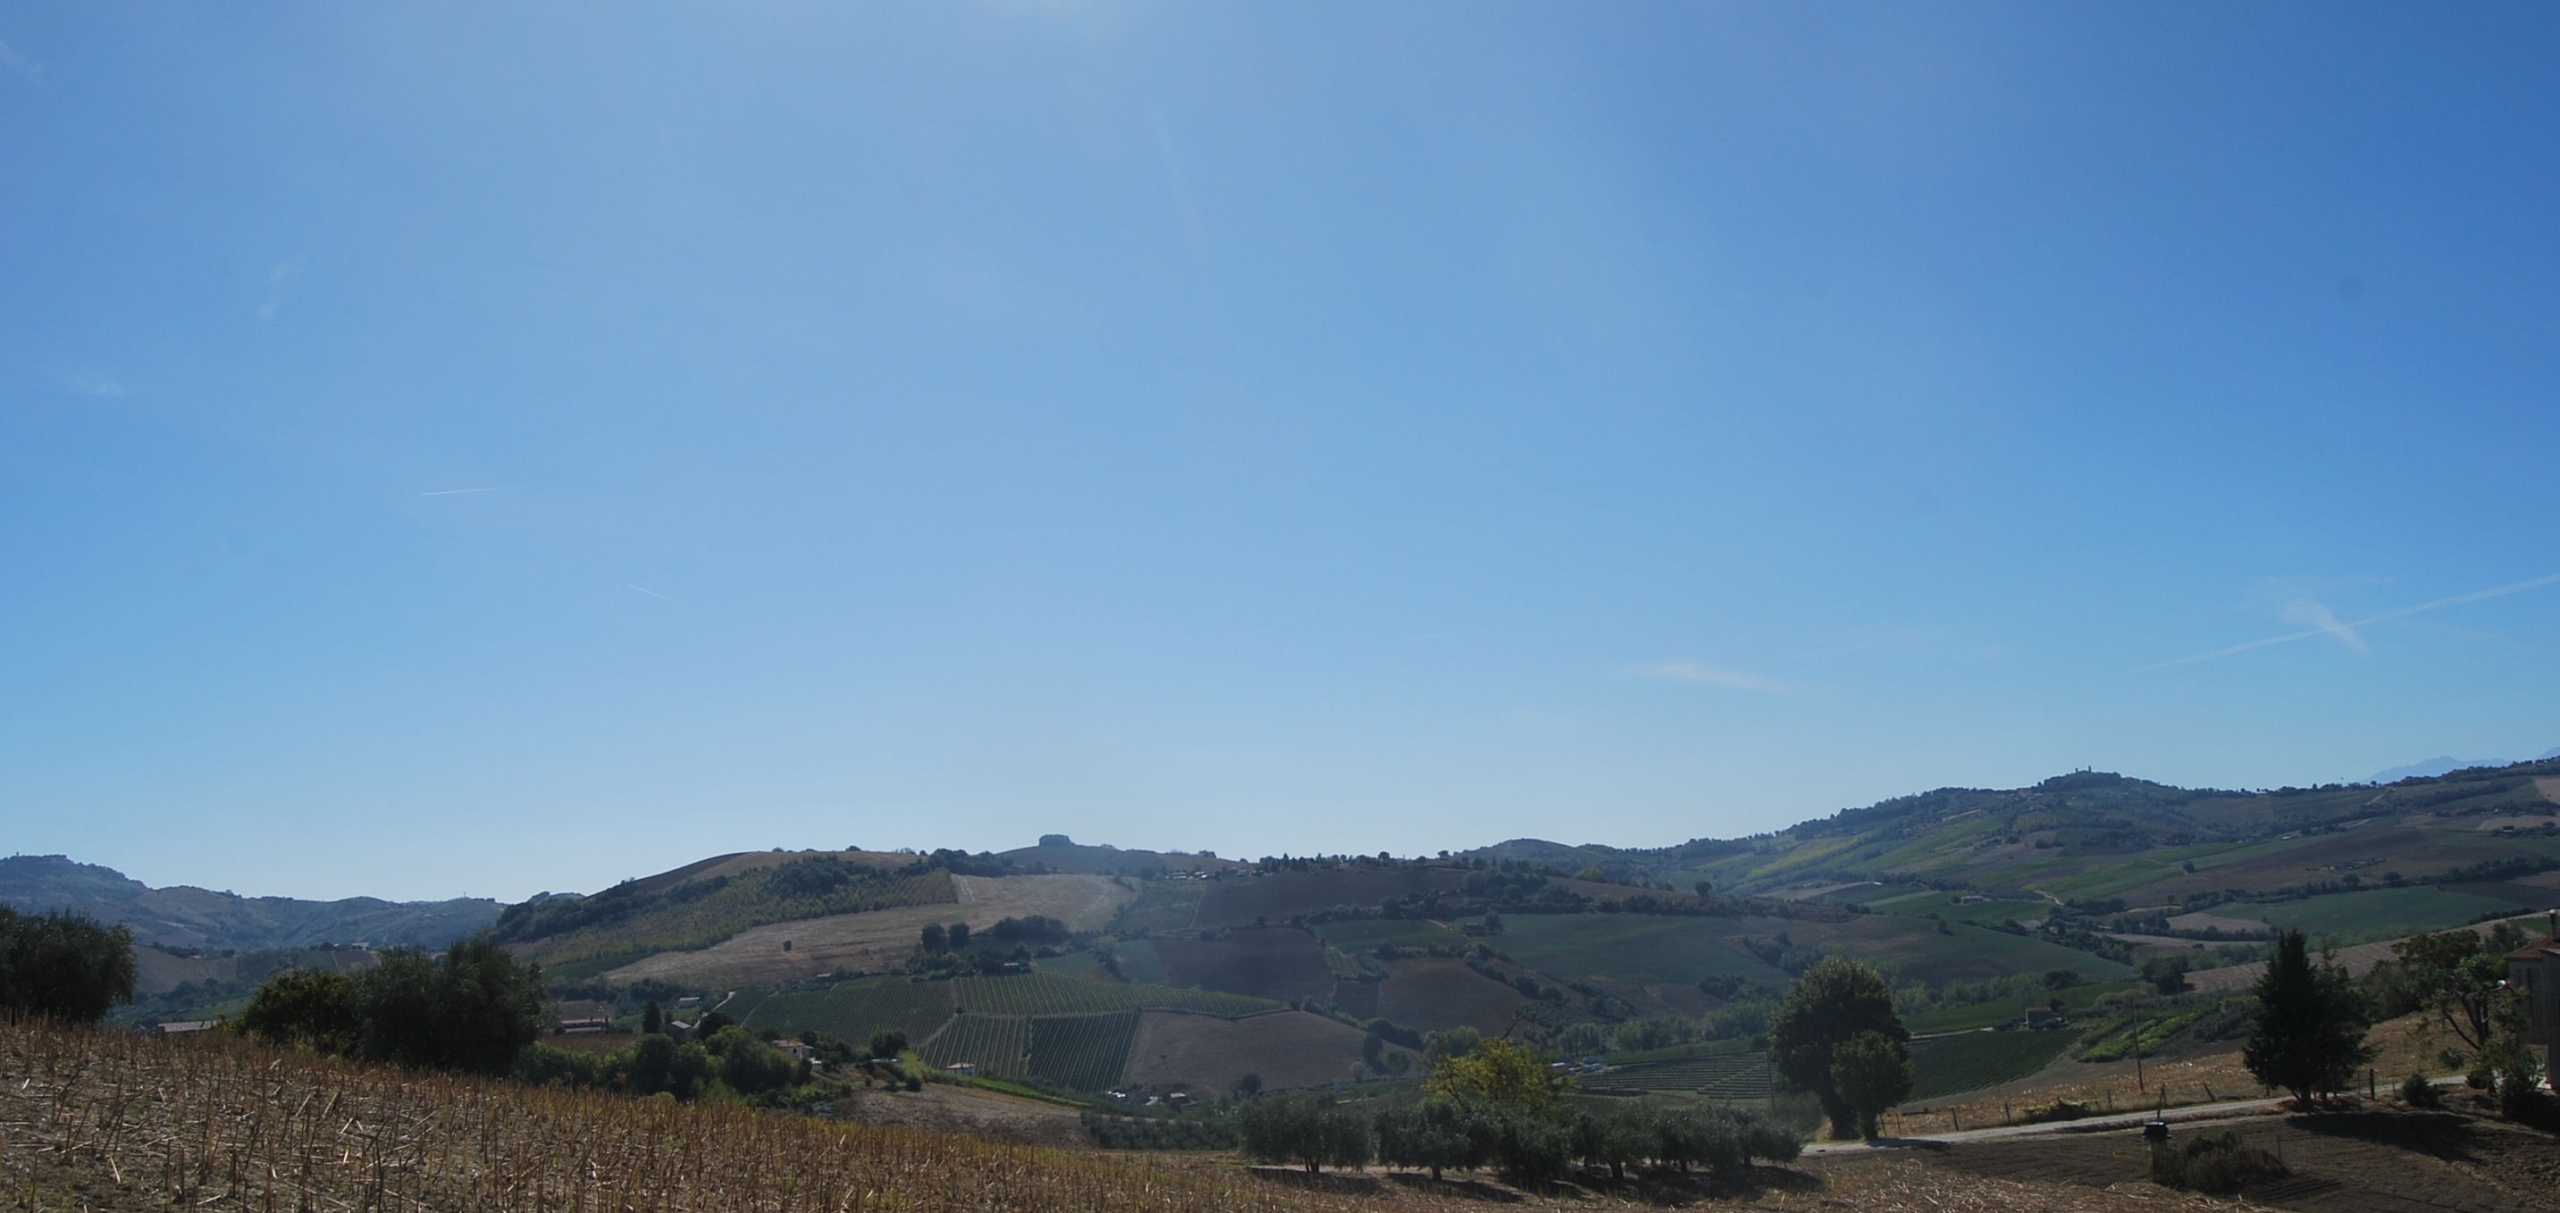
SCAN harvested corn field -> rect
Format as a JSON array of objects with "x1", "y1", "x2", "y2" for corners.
[{"x1": 0, "y1": 1020, "x2": 1406, "y2": 1213}]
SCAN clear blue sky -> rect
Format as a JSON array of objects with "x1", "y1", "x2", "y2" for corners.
[{"x1": 6, "y1": 4, "x2": 2557, "y2": 902}]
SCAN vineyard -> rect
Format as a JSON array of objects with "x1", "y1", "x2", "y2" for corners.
[
  {"x1": 746, "y1": 976, "x2": 957, "y2": 1044},
  {"x1": 1029, "y1": 1012, "x2": 1142, "y2": 1092},
  {"x1": 0, "y1": 1020, "x2": 1425, "y2": 1213},
  {"x1": 922, "y1": 1014, "x2": 1032, "y2": 1080},
  {"x1": 1600, "y1": 1052, "x2": 1773, "y2": 1097},
  {"x1": 1906, "y1": 1029, "x2": 2078, "y2": 1103},
  {"x1": 1109, "y1": 884, "x2": 1204, "y2": 935},
  {"x1": 951, "y1": 974, "x2": 1279, "y2": 1018}
]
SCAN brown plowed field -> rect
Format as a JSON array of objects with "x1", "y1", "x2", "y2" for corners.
[
  {"x1": 1120, "y1": 1009, "x2": 1370, "y2": 1093},
  {"x1": 1153, "y1": 928, "x2": 1335, "y2": 1002},
  {"x1": 1373, "y1": 957, "x2": 1528, "y2": 1034},
  {"x1": 1923, "y1": 1111, "x2": 2559, "y2": 1213}
]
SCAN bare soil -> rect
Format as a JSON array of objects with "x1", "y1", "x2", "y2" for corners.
[
  {"x1": 1122, "y1": 1009, "x2": 1371, "y2": 1093},
  {"x1": 1155, "y1": 927, "x2": 1337, "y2": 1001},
  {"x1": 1375, "y1": 957, "x2": 1532, "y2": 1034},
  {"x1": 1919, "y1": 1109, "x2": 2560, "y2": 1213},
  {"x1": 832, "y1": 1081, "x2": 1091, "y2": 1148}
]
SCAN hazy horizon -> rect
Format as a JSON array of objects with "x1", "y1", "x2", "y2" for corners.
[{"x1": 8, "y1": 4, "x2": 2559, "y2": 903}]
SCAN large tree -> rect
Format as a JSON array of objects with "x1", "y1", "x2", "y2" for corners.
[
  {"x1": 1769, "y1": 957, "x2": 1908, "y2": 1139},
  {"x1": 347, "y1": 933, "x2": 548, "y2": 1076},
  {"x1": 2243, "y1": 929, "x2": 2376, "y2": 1106},
  {"x1": 0, "y1": 907, "x2": 136, "y2": 1024},
  {"x1": 2379, "y1": 928, "x2": 2509, "y2": 1065},
  {"x1": 1830, "y1": 1030, "x2": 1915, "y2": 1140}
]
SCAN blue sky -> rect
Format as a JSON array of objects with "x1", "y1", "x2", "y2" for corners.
[{"x1": 5, "y1": 4, "x2": 2557, "y2": 902}]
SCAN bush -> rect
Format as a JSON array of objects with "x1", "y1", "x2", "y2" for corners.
[
  {"x1": 237, "y1": 969, "x2": 358, "y2": 1053},
  {"x1": 703, "y1": 1026, "x2": 799, "y2": 1095},
  {"x1": 2149, "y1": 1130, "x2": 2289, "y2": 1194},
  {"x1": 2496, "y1": 1050, "x2": 2547, "y2": 1122},
  {"x1": 0, "y1": 907, "x2": 136, "y2": 1024},
  {"x1": 2400, "y1": 1072, "x2": 2442, "y2": 1109}
]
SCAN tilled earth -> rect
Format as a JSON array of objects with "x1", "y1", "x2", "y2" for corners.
[{"x1": 1920, "y1": 1108, "x2": 2560, "y2": 1213}]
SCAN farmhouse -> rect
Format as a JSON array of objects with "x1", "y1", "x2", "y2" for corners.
[
  {"x1": 552, "y1": 1000, "x2": 616, "y2": 1034},
  {"x1": 2508, "y1": 911, "x2": 2559, "y2": 1080}
]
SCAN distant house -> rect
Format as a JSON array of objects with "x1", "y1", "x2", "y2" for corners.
[
  {"x1": 2509, "y1": 912, "x2": 2560, "y2": 1082},
  {"x1": 946, "y1": 1062, "x2": 977, "y2": 1075},
  {"x1": 552, "y1": 1000, "x2": 616, "y2": 1034},
  {"x1": 774, "y1": 1039, "x2": 811, "y2": 1061},
  {"x1": 1955, "y1": 894, "x2": 1989, "y2": 905},
  {"x1": 157, "y1": 1020, "x2": 216, "y2": 1036},
  {"x1": 2022, "y1": 1004, "x2": 2066, "y2": 1030}
]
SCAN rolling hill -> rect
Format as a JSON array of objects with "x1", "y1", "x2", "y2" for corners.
[
  {"x1": 0, "y1": 854, "x2": 500, "y2": 952},
  {"x1": 60, "y1": 757, "x2": 2560, "y2": 1107}
]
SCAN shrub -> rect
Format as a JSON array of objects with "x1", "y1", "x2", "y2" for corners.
[
  {"x1": 236, "y1": 969, "x2": 359, "y2": 1053},
  {"x1": 2149, "y1": 1130, "x2": 2289, "y2": 1194},
  {"x1": 2399, "y1": 1072, "x2": 2441, "y2": 1109}
]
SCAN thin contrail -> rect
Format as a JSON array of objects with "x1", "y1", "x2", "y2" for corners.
[
  {"x1": 624, "y1": 584, "x2": 674, "y2": 602},
  {"x1": 420, "y1": 487, "x2": 510, "y2": 496},
  {"x1": 2139, "y1": 573, "x2": 2560, "y2": 672}
]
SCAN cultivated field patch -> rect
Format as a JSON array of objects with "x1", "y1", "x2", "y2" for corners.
[
  {"x1": 1494, "y1": 914, "x2": 1788, "y2": 987},
  {"x1": 1028, "y1": 1012, "x2": 1140, "y2": 1091},
  {"x1": 745, "y1": 975, "x2": 958, "y2": 1044},
  {"x1": 1904, "y1": 1029, "x2": 2078, "y2": 1103},
  {"x1": 1153, "y1": 927, "x2": 1335, "y2": 1002},
  {"x1": 1121, "y1": 1009, "x2": 1371, "y2": 1093},
  {"x1": 1193, "y1": 869, "x2": 1469, "y2": 928},
  {"x1": 605, "y1": 874, "x2": 1135, "y2": 988},
  {"x1": 950, "y1": 973, "x2": 1279, "y2": 1018},
  {"x1": 923, "y1": 1014, "x2": 1031, "y2": 1080},
  {"x1": 1373, "y1": 957, "x2": 1529, "y2": 1033}
]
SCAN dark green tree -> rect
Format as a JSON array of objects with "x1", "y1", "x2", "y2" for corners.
[
  {"x1": 641, "y1": 999, "x2": 663, "y2": 1034},
  {"x1": 626, "y1": 1033, "x2": 713, "y2": 1098},
  {"x1": 866, "y1": 1029, "x2": 910, "y2": 1060},
  {"x1": 1829, "y1": 1029, "x2": 1914, "y2": 1140},
  {"x1": 1375, "y1": 1100, "x2": 1476, "y2": 1179},
  {"x1": 1769, "y1": 956, "x2": 1908, "y2": 1138},
  {"x1": 920, "y1": 923, "x2": 947, "y2": 954},
  {"x1": 238, "y1": 969, "x2": 359, "y2": 1053},
  {"x1": 2139, "y1": 952, "x2": 2191, "y2": 995},
  {"x1": 946, "y1": 922, "x2": 971, "y2": 950},
  {"x1": 703, "y1": 1026, "x2": 799, "y2": 1094},
  {"x1": 1237, "y1": 1093, "x2": 1372, "y2": 1173},
  {"x1": 0, "y1": 907, "x2": 137, "y2": 1023},
  {"x1": 2242, "y1": 929, "x2": 2376, "y2": 1106},
  {"x1": 346, "y1": 933, "x2": 547, "y2": 1076}
]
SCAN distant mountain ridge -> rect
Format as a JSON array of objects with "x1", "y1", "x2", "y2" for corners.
[
  {"x1": 2372, "y1": 746, "x2": 2560, "y2": 784},
  {"x1": 0, "y1": 855, "x2": 500, "y2": 953}
]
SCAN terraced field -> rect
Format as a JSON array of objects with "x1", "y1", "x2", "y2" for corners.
[
  {"x1": 743, "y1": 976, "x2": 955, "y2": 1044},
  {"x1": 1905, "y1": 1029, "x2": 2076, "y2": 1103},
  {"x1": 1028, "y1": 1012, "x2": 1140, "y2": 1091},
  {"x1": 1600, "y1": 1051, "x2": 1772, "y2": 1097},
  {"x1": 921, "y1": 1014, "x2": 1030, "y2": 1080},
  {"x1": 949, "y1": 974, "x2": 1278, "y2": 1018}
]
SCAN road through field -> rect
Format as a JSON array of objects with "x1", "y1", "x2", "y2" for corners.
[{"x1": 1804, "y1": 1076, "x2": 2469, "y2": 1154}]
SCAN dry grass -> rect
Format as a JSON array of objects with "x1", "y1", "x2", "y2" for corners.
[{"x1": 1886, "y1": 1011, "x2": 2448, "y2": 1135}]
